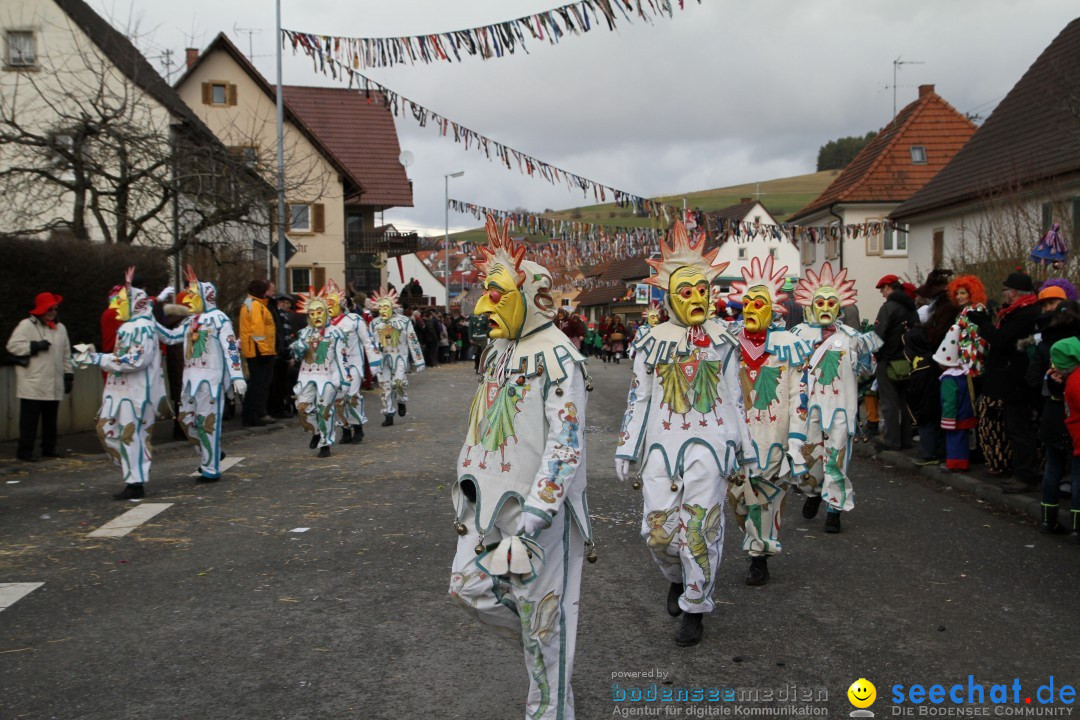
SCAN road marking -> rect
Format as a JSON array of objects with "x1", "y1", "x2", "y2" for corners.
[
  {"x1": 189, "y1": 456, "x2": 245, "y2": 478},
  {"x1": 0, "y1": 583, "x2": 44, "y2": 612},
  {"x1": 88, "y1": 503, "x2": 173, "y2": 538}
]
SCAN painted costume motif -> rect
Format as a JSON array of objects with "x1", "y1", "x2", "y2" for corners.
[
  {"x1": 156, "y1": 274, "x2": 243, "y2": 479},
  {"x1": 370, "y1": 312, "x2": 425, "y2": 417},
  {"x1": 82, "y1": 283, "x2": 170, "y2": 486},
  {"x1": 291, "y1": 324, "x2": 349, "y2": 448},
  {"x1": 450, "y1": 217, "x2": 591, "y2": 720},
  {"x1": 332, "y1": 311, "x2": 381, "y2": 427}
]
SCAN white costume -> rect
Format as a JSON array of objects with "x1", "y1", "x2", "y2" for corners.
[
  {"x1": 323, "y1": 281, "x2": 381, "y2": 436},
  {"x1": 369, "y1": 288, "x2": 424, "y2": 420},
  {"x1": 291, "y1": 296, "x2": 349, "y2": 451},
  {"x1": 156, "y1": 269, "x2": 245, "y2": 480},
  {"x1": 450, "y1": 217, "x2": 592, "y2": 720}
]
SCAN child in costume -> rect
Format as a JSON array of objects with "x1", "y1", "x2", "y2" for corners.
[
  {"x1": 323, "y1": 280, "x2": 381, "y2": 444},
  {"x1": 73, "y1": 267, "x2": 171, "y2": 499},
  {"x1": 368, "y1": 287, "x2": 425, "y2": 426},
  {"x1": 291, "y1": 294, "x2": 349, "y2": 457},
  {"x1": 934, "y1": 276, "x2": 988, "y2": 473},
  {"x1": 615, "y1": 222, "x2": 751, "y2": 647},
  {"x1": 726, "y1": 256, "x2": 810, "y2": 586},
  {"x1": 788, "y1": 263, "x2": 881, "y2": 533},
  {"x1": 450, "y1": 216, "x2": 593, "y2": 720},
  {"x1": 154, "y1": 266, "x2": 246, "y2": 482}
]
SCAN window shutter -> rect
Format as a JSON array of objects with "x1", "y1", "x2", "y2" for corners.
[
  {"x1": 313, "y1": 267, "x2": 326, "y2": 290},
  {"x1": 227, "y1": 83, "x2": 238, "y2": 106},
  {"x1": 284, "y1": 203, "x2": 291, "y2": 231},
  {"x1": 201, "y1": 82, "x2": 212, "y2": 105},
  {"x1": 313, "y1": 203, "x2": 325, "y2": 233}
]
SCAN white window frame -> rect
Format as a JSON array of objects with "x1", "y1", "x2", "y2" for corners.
[
  {"x1": 910, "y1": 145, "x2": 927, "y2": 164},
  {"x1": 6, "y1": 30, "x2": 36, "y2": 68},
  {"x1": 882, "y1": 223, "x2": 908, "y2": 257},
  {"x1": 289, "y1": 203, "x2": 311, "y2": 233}
]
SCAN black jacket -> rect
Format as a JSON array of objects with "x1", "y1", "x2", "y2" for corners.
[
  {"x1": 1027, "y1": 319, "x2": 1080, "y2": 448},
  {"x1": 978, "y1": 297, "x2": 1042, "y2": 403},
  {"x1": 874, "y1": 290, "x2": 918, "y2": 362}
]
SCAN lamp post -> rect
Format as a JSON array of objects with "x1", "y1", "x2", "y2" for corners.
[{"x1": 444, "y1": 170, "x2": 464, "y2": 309}]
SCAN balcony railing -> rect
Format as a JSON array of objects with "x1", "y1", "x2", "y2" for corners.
[{"x1": 345, "y1": 229, "x2": 419, "y2": 257}]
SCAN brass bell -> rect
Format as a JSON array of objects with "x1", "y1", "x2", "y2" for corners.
[
  {"x1": 632, "y1": 480, "x2": 641, "y2": 490},
  {"x1": 587, "y1": 545, "x2": 598, "y2": 564},
  {"x1": 526, "y1": 550, "x2": 533, "y2": 558},
  {"x1": 474, "y1": 543, "x2": 485, "y2": 556},
  {"x1": 555, "y1": 387, "x2": 564, "y2": 396},
  {"x1": 670, "y1": 482, "x2": 678, "y2": 492},
  {"x1": 516, "y1": 376, "x2": 525, "y2": 385},
  {"x1": 645, "y1": 368, "x2": 653, "y2": 375},
  {"x1": 586, "y1": 383, "x2": 594, "y2": 392},
  {"x1": 455, "y1": 523, "x2": 468, "y2": 536}
]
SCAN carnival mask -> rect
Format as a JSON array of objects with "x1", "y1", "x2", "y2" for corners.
[
  {"x1": 646, "y1": 308, "x2": 661, "y2": 327},
  {"x1": 182, "y1": 282, "x2": 204, "y2": 314},
  {"x1": 327, "y1": 294, "x2": 343, "y2": 318},
  {"x1": 475, "y1": 263, "x2": 525, "y2": 340},
  {"x1": 743, "y1": 286, "x2": 773, "y2": 332},
  {"x1": 668, "y1": 266, "x2": 710, "y2": 326},
  {"x1": 307, "y1": 300, "x2": 328, "y2": 329},
  {"x1": 377, "y1": 298, "x2": 393, "y2": 320},
  {"x1": 109, "y1": 288, "x2": 131, "y2": 322},
  {"x1": 811, "y1": 287, "x2": 840, "y2": 325}
]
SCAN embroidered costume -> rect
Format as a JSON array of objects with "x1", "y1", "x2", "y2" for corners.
[
  {"x1": 935, "y1": 276, "x2": 988, "y2": 471},
  {"x1": 615, "y1": 221, "x2": 750, "y2": 647},
  {"x1": 74, "y1": 267, "x2": 170, "y2": 500},
  {"x1": 368, "y1": 287, "x2": 424, "y2": 426},
  {"x1": 450, "y1": 216, "x2": 592, "y2": 720},
  {"x1": 323, "y1": 280, "x2": 381, "y2": 443},
  {"x1": 788, "y1": 263, "x2": 881, "y2": 532},
  {"x1": 155, "y1": 266, "x2": 245, "y2": 481},
  {"x1": 291, "y1": 294, "x2": 349, "y2": 457},
  {"x1": 725, "y1": 256, "x2": 810, "y2": 586}
]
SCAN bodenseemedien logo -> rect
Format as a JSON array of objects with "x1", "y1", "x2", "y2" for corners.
[{"x1": 848, "y1": 678, "x2": 877, "y2": 718}]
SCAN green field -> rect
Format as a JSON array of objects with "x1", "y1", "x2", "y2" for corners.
[{"x1": 447, "y1": 170, "x2": 839, "y2": 245}]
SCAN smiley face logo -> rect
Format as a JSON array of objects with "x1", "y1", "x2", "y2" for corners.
[{"x1": 847, "y1": 678, "x2": 876, "y2": 708}]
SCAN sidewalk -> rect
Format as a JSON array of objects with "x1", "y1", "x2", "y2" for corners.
[{"x1": 852, "y1": 441, "x2": 1045, "y2": 524}]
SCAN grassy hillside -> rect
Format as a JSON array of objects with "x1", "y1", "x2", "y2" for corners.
[{"x1": 448, "y1": 170, "x2": 838, "y2": 246}]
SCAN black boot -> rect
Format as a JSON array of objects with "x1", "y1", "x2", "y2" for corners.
[
  {"x1": 674, "y1": 613, "x2": 703, "y2": 647},
  {"x1": 1040, "y1": 504, "x2": 1066, "y2": 534},
  {"x1": 354, "y1": 425, "x2": 364, "y2": 443},
  {"x1": 113, "y1": 483, "x2": 145, "y2": 501},
  {"x1": 308, "y1": 434, "x2": 320, "y2": 449},
  {"x1": 802, "y1": 495, "x2": 823, "y2": 519},
  {"x1": 340, "y1": 428, "x2": 353, "y2": 444},
  {"x1": 317, "y1": 446, "x2": 331, "y2": 458},
  {"x1": 666, "y1": 582, "x2": 684, "y2": 617},
  {"x1": 824, "y1": 510, "x2": 842, "y2": 534},
  {"x1": 382, "y1": 414, "x2": 394, "y2": 427},
  {"x1": 746, "y1": 556, "x2": 769, "y2": 586},
  {"x1": 1071, "y1": 511, "x2": 1080, "y2": 544},
  {"x1": 398, "y1": 402, "x2": 407, "y2": 417}
]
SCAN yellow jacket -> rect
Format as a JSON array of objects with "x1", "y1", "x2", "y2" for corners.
[{"x1": 239, "y1": 295, "x2": 275, "y2": 358}]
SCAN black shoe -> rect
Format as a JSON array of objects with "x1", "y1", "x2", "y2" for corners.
[
  {"x1": 340, "y1": 428, "x2": 353, "y2": 445},
  {"x1": 16, "y1": 452, "x2": 36, "y2": 462},
  {"x1": 261, "y1": 416, "x2": 278, "y2": 424},
  {"x1": 196, "y1": 474, "x2": 221, "y2": 484},
  {"x1": 398, "y1": 402, "x2": 407, "y2": 417},
  {"x1": 746, "y1": 556, "x2": 769, "y2": 586},
  {"x1": 243, "y1": 418, "x2": 267, "y2": 427},
  {"x1": 113, "y1": 484, "x2": 145, "y2": 500},
  {"x1": 41, "y1": 449, "x2": 61, "y2": 458},
  {"x1": 382, "y1": 414, "x2": 394, "y2": 427},
  {"x1": 666, "y1": 582, "x2": 684, "y2": 617},
  {"x1": 308, "y1": 434, "x2": 320, "y2": 449},
  {"x1": 1002, "y1": 480, "x2": 1040, "y2": 494},
  {"x1": 220, "y1": 451, "x2": 227, "y2": 461},
  {"x1": 802, "y1": 495, "x2": 823, "y2": 519},
  {"x1": 824, "y1": 511, "x2": 842, "y2": 534},
  {"x1": 900, "y1": 443, "x2": 914, "y2": 450},
  {"x1": 317, "y1": 446, "x2": 331, "y2": 458},
  {"x1": 354, "y1": 425, "x2": 364, "y2": 443},
  {"x1": 1040, "y1": 505, "x2": 1067, "y2": 534},
  {"x1": 674, "y1": 613, "x2": 703, "y2": 647},
  {"x1": 873, "y1": 441, "x2": 899, "y2": 453}
]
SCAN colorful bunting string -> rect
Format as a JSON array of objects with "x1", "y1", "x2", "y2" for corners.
[{"x1": 282, "y1": 0, "x2": 698, "y2": 70}]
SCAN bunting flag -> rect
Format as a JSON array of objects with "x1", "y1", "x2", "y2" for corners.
[{"x1": 282, "y1": 0, "x2": 699, "y2": 71}]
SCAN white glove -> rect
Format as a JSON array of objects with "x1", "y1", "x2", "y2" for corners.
[
  {"x1": 156, "y1": 285, "x2": 175, "y2": 302},
  {"x1": 615, "y1": 458, "x2": 633, "y2": 482},
  {"x1": 521, "y1": 512, "x2": 550, "y2": 536},
  {"x1": 232, "y1": 379, "x2": 247, "y2": 397}
]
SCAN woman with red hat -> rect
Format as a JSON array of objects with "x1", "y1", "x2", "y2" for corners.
[{"x1": 5, "y1": 292, "x2": 72, "y2": 462}]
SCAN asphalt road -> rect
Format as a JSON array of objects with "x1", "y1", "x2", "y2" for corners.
[{"x1": 2, "y1": 359, "x2": 1079, "y2": 719}]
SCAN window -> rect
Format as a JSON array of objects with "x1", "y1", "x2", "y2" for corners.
[
  {"x1": 201, "y1": 81, "x2": 237, "y2": 107},
  {"x1": 6, "y1": 30, "x2": 35, "y2": 67},
  {"x1": 212, "y1": 84, "x2": 227, "y2": 104},
  {"x1": 801, "y1": 238, "x2": 816, "y2": 266},
  {"x1": 883, "y1": 223, "x2": 908, "y2": 256},
  {"x1": 289, "y1": 204, "x2": 311, "y2": 232},
  {"x1": 768, "y1": 247, "x2": 777, "y2": 259},
  {"x1": 737, "y1": 247, "x2": 747, "y2": 259},
  {"x1": 290, "y1": 267, "x2": 311, "y2": 292},
  {"x1": 229, "y1": 145, "x2": 259, "y2": 168},
  {"x1": 826, "y1": 234, "x2": 840, "y2": 261},
  {"x1": 910, "y1": 145, "x2": 927, "y2": 164},
  {"x1": 932, "y1": 229, "x2": 945, "y2": 267},
  {"x1": 865, "y1": 222, "x2": 882, "y2": 255}
]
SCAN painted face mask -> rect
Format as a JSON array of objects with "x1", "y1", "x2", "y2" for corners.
[
  {"x1": 109, "y1": 288, "x2": 130, "y2": 322},
  {"x1": 644, "y1": 221, "x2": 728, "y2": 328},
  {"x1": 742, "y1": 286, "x2": 774, "y2": 332},
  {"x1": 474, "y1": 215, "x2": 555, "y2": 343},
  {"x1": 378, "y1": 298, "x2": 393, "y2": 319},
  {"x1": 793, "y1": 262, "x2": 858, "y2": 327},
  {"x1": 475, "y1": 264, "x2": 526, "y2": 340},
  {"x1": 646, "y1": 308, "x2": 661, "y2": 327},
  {"x1": 668, "y1": 267, "x2": 711, "y2": 326},
  {"x1": 729, "y1": 256, "x2": 791, "y2": 333},
  {"x1": 182, "y1": 282, "x2": 204, "y2": 314},
  {"x1": 307, "y1": 299, "x2": 328, "y2": 329},
  {"x1": 811, "y1": 288, "x2": 841, "y2": 325}
]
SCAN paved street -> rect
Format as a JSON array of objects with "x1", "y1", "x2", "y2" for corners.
[{"x1": 2, "y1": 360, "x2": 1079, "y2": 719}]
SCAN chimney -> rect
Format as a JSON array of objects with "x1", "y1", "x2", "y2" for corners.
[
  {"x1": 185, "y1": 48, "x2": 199, "y2": 69},
  {"x1": 918, "y1": 84, "x2": 935, "y2": 98},
  {"x1": 739, "y1": 197, "x2": 752, "y2": 204}
]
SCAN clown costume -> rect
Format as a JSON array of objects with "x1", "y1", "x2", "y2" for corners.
[
  {"x1": 291, "y1": 294, "x2": 349, "y2": 457},
  {"x1": 368, "y1": 287, "x2": 424, "y2": 426},
  {"x1": 323, "y1": 280, "x2": 381, "y2": 444}
]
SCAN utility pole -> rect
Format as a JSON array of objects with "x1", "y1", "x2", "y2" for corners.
[
  {"x1": 233, "y1": 24, "x2": 263, "y2": 61},
  {"x1": 891, "y1": 56, "x2": 925, "y2": 117},
  {"x1": 160, "y1": 48, "x2": 174, "y2": 83},
  {"x1": 274, "y1": 0, "x2": 287, "y2": 291}
]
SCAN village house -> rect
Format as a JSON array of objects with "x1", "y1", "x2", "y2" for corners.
[{"x1": 706, "y1": 199, "x2": 799, "y2": 291}]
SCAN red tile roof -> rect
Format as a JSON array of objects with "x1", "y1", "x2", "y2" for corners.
[
  {"x1": 599, "y1": 255, "x2": 651, "y2": 282},
  {"x1": 574, "y1": 285, "x2": 625, "y2": 307},
  {"x1": 789, "y1": 86, "x2": 977, "y2": 222},
  {"x1": 282, "y1": 86, "x2": 413, "y2": 209},
  {"x1": 892, "y1": 19, "x2": 1080, "y2": 220}
]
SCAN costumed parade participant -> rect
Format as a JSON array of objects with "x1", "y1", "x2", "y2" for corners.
[
  {"x1": 788, "y1": 263, "x2": 880, "y2": 533},
  {"x1": 449, "y1": 216, "x2": 593, "y2": 719},
  {"x1": 726, "y1": 256, "x2": 810, "y2": 586},
  {"x1": 323, "y1": 280, "x2": 380, "y2": 444},
  {"x1": 154, "y1": 266, "x2": 246, "y2": 482},
  {"x1": 291, "y1": 293, "x2": 349, "y2": 457},
  {"x1": 368, "y1": 287, "x2": 425, "y2": 426},
  {"x1": 73, "y1": 268, "x2": 170, "y2": 499},
  {"x1": 615, "y1": 221, "x2": 750, "y2": 647},
  {"x1": 934, "y1": 275, "x2": 988, "y2": 472}
]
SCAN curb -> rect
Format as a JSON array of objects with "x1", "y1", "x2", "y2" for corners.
[{"x1": 852, "y1": 441, "x2": 1042, "y2": 524}]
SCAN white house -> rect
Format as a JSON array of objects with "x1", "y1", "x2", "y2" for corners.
[{"x1": 706, "y1": 199, "x2": 799, "y2": 290}]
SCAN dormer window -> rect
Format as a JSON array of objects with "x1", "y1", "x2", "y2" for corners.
[
  {"x1": 910, "y1": 145, "x2": 927, "y2": 164},
  {"x1": 6, "y1": 31, "x2": 36, "y2": 68}
]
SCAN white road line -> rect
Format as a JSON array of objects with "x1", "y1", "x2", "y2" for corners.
[
  {"x1": 0, "y1": 583, "x2": 44, "y2": 612},
  {"x1": 87, "y1": 503, "x2": 173, "y2": 538},
  {"x1": 189, "y1": 456, "x2": 245, "y2": 478}
]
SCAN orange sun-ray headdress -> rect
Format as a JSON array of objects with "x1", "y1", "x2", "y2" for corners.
[
  {"x1": 793, "y1": 261, "x2": 857, "y2": 308},
  {"x1": 294, "y1": 285, "x2": 319, "y2": 314},
  {"x1": 368, "y1": 286, "x2": 400, "y2": 309},
  {"x1": 644, "y1": 221, "x2": 727, "y2": 289},
  {"x1": 727, "y1": 255, "x2": 790, "y2": 313},
  {"x1": 474, "y1": 215, "x2": 527, "y2": 287}
]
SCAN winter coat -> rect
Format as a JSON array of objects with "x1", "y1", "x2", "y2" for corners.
[
  {"x1": 239, "y1": 295, "x2": 275, "y2": 358},
  {"x1": 978, "y1": 295, "x2": 1042, "y2": 404},
  {"x1": 1027, "y1": 321, "x2": 1079, "y2": 449},
  {"x1": 902, "y1": 325, "x2": 941, "y2": 426},
  {"x1": 873, "y1": 290, "x2": 918, "y2": 362},
  {"x1": 6, "y1": 316, "x2": 72, "y2": 401}
]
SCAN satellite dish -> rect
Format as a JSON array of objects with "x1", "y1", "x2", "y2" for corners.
[{"x1": 398, "y1": 151, "x2": 414, "y2": 168}]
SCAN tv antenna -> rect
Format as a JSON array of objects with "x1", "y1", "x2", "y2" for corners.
[
  {"x1": 890, "y1": 56, "x2": 925, "y2": 117},
  {"x1": 232, "y1": 23, "x2": 262, "y2": 61}
]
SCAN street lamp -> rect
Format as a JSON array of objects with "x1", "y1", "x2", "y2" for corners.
[{"x1": 444, "y1": 171, "x2": 464, "y2": 309}]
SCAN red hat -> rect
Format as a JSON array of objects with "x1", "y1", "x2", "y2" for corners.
[
  {"x1": 901, "y1": 282, "x2": 917, "y2": 299},
  {"x1": 30, "y1": 292, "x2": 62, "y2": 315},
  {"x1": 875, "y1": 274, "x2": 900, "y2": 289}
]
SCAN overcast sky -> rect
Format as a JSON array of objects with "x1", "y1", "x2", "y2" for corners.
[{"x1": 113, "y1": 0, "x2": 1077, "y2": 236}]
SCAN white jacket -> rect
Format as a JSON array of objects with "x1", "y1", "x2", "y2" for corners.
[{"x1": 6, "y1": 317, "x2": 72, "y2": 401}]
